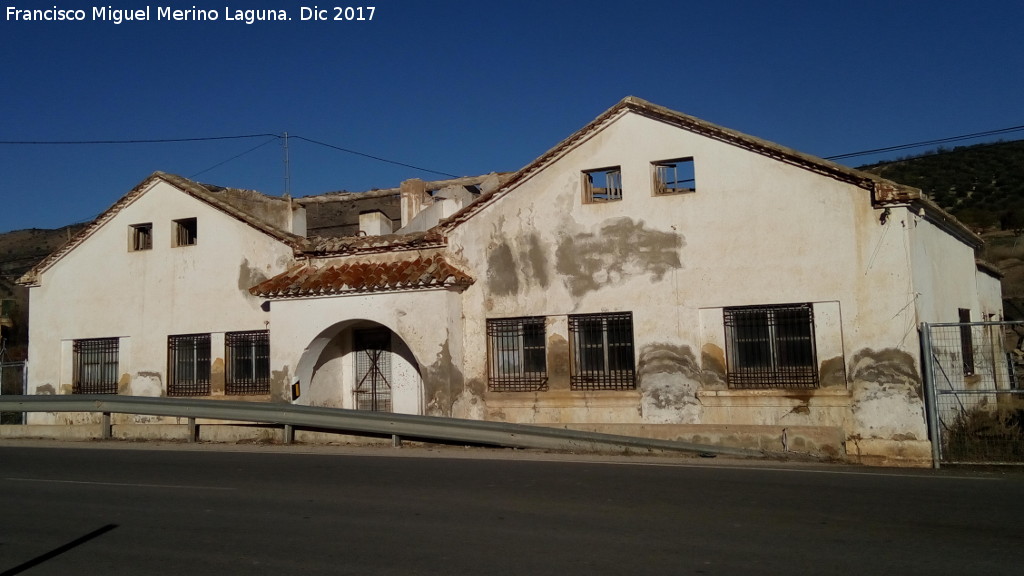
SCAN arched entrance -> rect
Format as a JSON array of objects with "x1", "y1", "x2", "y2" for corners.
[{"x1": 294, "y1": 319, "x2": 423, "y2": 414}]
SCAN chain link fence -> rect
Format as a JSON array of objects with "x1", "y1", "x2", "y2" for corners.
[{"x1": 923, "y1": 321, "x2": 1024, "y2": 465}]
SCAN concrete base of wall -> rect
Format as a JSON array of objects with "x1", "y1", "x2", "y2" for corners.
[
  {"x1": 549, "y1": 423, "x2": 846, "y2": 460},
  {"x1": 0, "y1": 423, "x2": 934, "y2": 467},
  {"x1": 0, "y1": 424, "x2": 393, "y2": 446},
  {"x1": 845, "y1": 437, "x2": 933, "y2": 468}
]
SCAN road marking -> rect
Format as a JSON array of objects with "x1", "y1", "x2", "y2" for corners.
[
  {"x1": 2, "y1": 477, "x2": 236, "y2": 490},
  {"x1": 561, "y1": 460, "x2": 1003, "y2": 480}
]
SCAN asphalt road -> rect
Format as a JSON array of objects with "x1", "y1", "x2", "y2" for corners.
[{"x1": 0, "y1": 443, "x2": 1022, "y2": 575}]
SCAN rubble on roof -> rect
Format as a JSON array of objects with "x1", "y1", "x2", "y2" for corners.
[{"x1": 250, "y1": 255, "x2": 474, "y2": 298}]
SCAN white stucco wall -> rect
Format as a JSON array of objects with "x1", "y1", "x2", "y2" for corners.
[
  {"x1": 267, "y1": 279, "x2": 466, "y2": 416},
  {"x1": 442, "y1": 110, "x2": 939, "y2": 446},
  {"x1": 26, "y1": 179, "x2": 296, "y2": 419}
]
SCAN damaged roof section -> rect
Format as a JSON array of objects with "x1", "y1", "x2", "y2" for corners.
[
  {"x1": 250, "y1": 254, "x2": 474, "y2": 299},
  {"x1": 296, "y1": 173, "x2": 511, "y2": 238}
]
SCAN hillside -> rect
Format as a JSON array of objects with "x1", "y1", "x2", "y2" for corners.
[
  {"x1": 0, "y1": 225, "x2": 87, "y2": 360},
  {"x1": 859, "y1": 139, "x2": 1024, "y2": 231}
]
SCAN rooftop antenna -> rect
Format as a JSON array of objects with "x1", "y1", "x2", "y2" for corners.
[{"x1": 283, "y1": 131, "x2": 291, "y2": 197}]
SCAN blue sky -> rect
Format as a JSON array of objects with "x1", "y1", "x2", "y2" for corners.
[{"x1": 1, "y1": 0, "x2": 1022, "y2": 233}]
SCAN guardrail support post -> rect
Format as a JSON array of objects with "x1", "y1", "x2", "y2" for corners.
[
  {"x1": 101, "y1": 412, "x2": 111, "y2": 440},
  {"x1": 392, "y1": 434, "x2": 402, "y2": 448},
  {"x1": 284, "y1": 424, "x2": 294, "y2": 445},
  {"x1": 188, "y1": 417, "x2": 197, "y2": 443}
]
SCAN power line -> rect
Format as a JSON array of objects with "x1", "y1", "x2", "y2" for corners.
[
  {"x1": 292, "y1": 136, "x2": 459, "y2": 178},
  {"x1": 189, "y1": 137, "x2": 279, "y2": 179},
  {"x1": 825, "y1": 124, "x2": 1024, "y2": 161},
  {"x1": 0, "y1": 134, "x2": 280, "y2": 145},
  {"x1": 0, "y1": 132, "x2": 460, "y2": 179}
]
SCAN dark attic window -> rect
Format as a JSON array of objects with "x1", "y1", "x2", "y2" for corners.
[
  {"x1": 129, "y1": 223, "x2": 152, "y2": 251},
  {"x1": 173, "y1": 218, "x2": 197, "y2": 247}
]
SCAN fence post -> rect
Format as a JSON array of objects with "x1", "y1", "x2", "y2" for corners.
[
  {"x1": 921, "y1": 322, "x2": 941, "y2": 469},
  {"x1": 101, "y1": 412, "x2": 112, "y2": 440}
]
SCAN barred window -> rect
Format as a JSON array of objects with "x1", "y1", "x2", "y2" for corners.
[
  {"x1": 487, "y1": 317, "x2": 547, "y2": 391},
  {"x1": 724, "y1": 304, "x2": 818, "y2": 389},
  {"x1": 168, "y1": 333, "x2": 211, "y2": 396},
  {"x1": 73, "y1": 338, "x2": 119, "y2": 394},
  {"x1": 226, "y1": 330, "x2": 270, "y2": 395},
  {"x1": 569, "y1": 312, "x2": 636, "y2": 390},
  {"x1": 583, "y1": 167, "x2": 623, "y2": 202}
]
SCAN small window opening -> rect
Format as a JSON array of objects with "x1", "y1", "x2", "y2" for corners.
[
  {"x1": 173, "y1": 218, "x2": 197, "y2": 247},
  {"x1": 653, "y1": 158, "x2": 696, "y2": 195},
  {"x1": 583, "y1": 167, "x2": 623, "y2": 203},
  {"x1": 130, "y1": 223, "x2": 152, "y2": 251},
  {"x1": 959, "y1": 308, "x2": 975, "y2": 376}
]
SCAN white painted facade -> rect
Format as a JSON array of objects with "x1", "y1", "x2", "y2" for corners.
[
  {"x1": 19, "y1": 98, "x2": 1002, "y2": 465},
  {"x1": 21, "y1": 175, "x2": 299, "y2": 422}
]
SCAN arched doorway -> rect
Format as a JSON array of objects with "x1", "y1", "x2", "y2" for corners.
[{"x1": 294, "y1": 319, "x2": 423, "y2": 414}]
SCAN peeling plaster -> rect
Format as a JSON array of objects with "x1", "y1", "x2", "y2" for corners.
[
  {"x1": 35, "y1": 383, "x2": 55, "y2": 395},
  {"x1": 422, "y1": 340, "x2": 467, "y2": 417},
  {"x1": 132, "y1": 372, "x2": 163, "y2": 396},
  {"x1": 637, "y1": 343, "x2": 702, "y2": 424},
  {"x1": 451, "y1": 378, "x2": 487, "y2": 420},
  {"x1": 270, "y1": 365, "x2": 291, "y2": 403},
  {"x1": 849, "y1": 348, "x2": 926, "y2": 439},
  {"x1": 556, "y1": 217, "x2": 683, "y2": 298}
]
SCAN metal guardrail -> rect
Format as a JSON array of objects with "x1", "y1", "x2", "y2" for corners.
[{"x1": 0, "y1": 394, "x2": 773, "y2": 459}]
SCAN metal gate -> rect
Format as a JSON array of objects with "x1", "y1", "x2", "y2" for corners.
[
  {"x1": 922, "y1": 321, "x2": 1024, "y2": 466},
  {"x1": 353, "y1": 328, "x2": 392, "y2": 412},
  {"x1": 1, "y1": 361, "x2": 27, "y2": 424}
]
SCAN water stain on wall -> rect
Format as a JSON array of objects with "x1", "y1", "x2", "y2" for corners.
[
  {"x1": 238, "y1": 257, "x2": 269, "y2": 291},
  {"x1": 485, "y1": 233, "x2": 550, "y2": 296},
  {"x1": 819, "y1": 356, "x2": 847, "y2": 388},
  {"x1": 556, "y1": 217, "x2": 683, "y2": 298},
  {"x1": 547, "y1": 333, "x2": 570, "y2": 390},
  {"x1": 700, "y1": 343, "x2": 726, "y2": 388}
]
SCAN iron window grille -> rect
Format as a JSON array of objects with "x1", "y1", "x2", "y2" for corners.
[
  {"x1": 168, "y1": 333, "x2": 211, "y2": 396},
  {"x1": 72, "y1": 338, "x2": 119, "y2": 394},
  {"x1": 354, "y1": 328, "x2": 392, "y2": 412},
  {"x1": 724, "y1": 304, "x2": 818, "y2": 389},
  {"x1": 569, "y1": 312, "x2": 636, "y2": 390},
  {"x1": 653, "y1": 158, "x2": 696, "y2": 195},
  {"x1": 129, "y1": 223, "x2": 152, "y2": 251},
  {"x1": 487, "y1": 317, "x2": 548, "y2": 392},
  {"x1": 225, "y1": 330, "x2": 270, "y2": 395},
  {"x1": 583, "y1": 167, "x2": 623, "y2": 202},
  {"x1": 173, "y1": 218, "x2": 197, "y2": 247}
]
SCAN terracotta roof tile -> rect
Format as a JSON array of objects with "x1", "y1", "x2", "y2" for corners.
[{"x1": 250, "y1": 256, "x2": 474, "y2": 299}]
